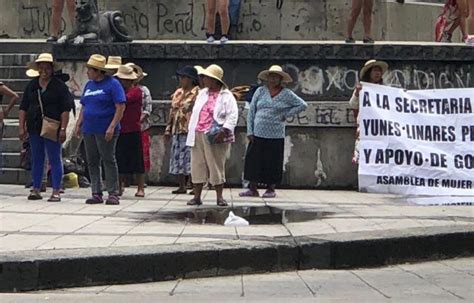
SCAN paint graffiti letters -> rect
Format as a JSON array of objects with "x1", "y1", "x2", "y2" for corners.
[
  {"x1": 156, "y1": 2, "x2": 198, "y2": 37},
  {"x1": 22, "y1": 3, "x2": 67, "y2": 36},
  {"x1": 123, "y1": 6, "x2": 150, "y2": 38}
]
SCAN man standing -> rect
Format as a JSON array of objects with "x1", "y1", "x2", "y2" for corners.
[{"x1": 47, "y1": 0, "x2": 76, "y2": 42}]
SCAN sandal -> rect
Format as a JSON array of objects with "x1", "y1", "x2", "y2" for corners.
[
  {"x1": 135, "y1": 192, "x2": 145, "y2": 198},
  {"x1": 27, "y1": 191, "x2": 43, "y2": 201},
  {"x1": 85, "y1": 194, "x2": 104, "y2": 205},
  {"x1": 47, "y1": 194, "x2": 61, "y2": 202},
  {"x1": 172, "y1": 188, "x2": 187, "y2": 194},
  {"x1": 217, "y1": 199, "x2": 228, "y2": 207},
  {"x1": 262, "y1": 191, "x2": 276, "y2": 198},
  {"x1": 239, "y1": 189, "x2": 259, "y2": 197},
  {"x1": 187, "y1": 198, "x2": 202, "y2": 206},
  {"x1": 105, "y1": 195, "x2": 120, "y2": 205}
]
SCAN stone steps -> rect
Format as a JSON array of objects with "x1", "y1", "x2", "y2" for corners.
[
  {"x1": 0, "y1": 79, "x2": 30, "y2": 92},
  {"x1": 1, "y1": 152, "x2": 20, "y2": 168},
  {"x1": 0, "y1": 66, "x2": 29, "y2": 79},
  {"x1": 0, "y1": 54, "x2": 37, "y2": 66},
  {"x1": 0, "y1": 40, "x2": 52, "y2": 54},
  {"x1": 0, "y1": 167, "x2": 30, "y2": 185},
  {"x1": 2, "y1": 138, "x2": 22, "y2": 153}
]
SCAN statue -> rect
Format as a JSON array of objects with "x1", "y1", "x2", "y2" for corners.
[{"x1": 57, "y1": 0, "x2": 132, "y2": 45}]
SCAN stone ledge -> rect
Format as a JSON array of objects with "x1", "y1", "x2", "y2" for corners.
[
  {"x1": 1, "y1": 225, "x2": 472, "y2": 292},
  {"x1": 52, "y1": 41, "x2": 474, "y2": 61}
]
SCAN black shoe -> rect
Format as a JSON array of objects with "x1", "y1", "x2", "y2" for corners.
[
  {"x1": 172, "y1": 188, "x2": 187, "y2": 194},
  {"x1": 345, "y1": 37, "x2": 355, "y2": 43},
  {"x1": 363, "y1": 37, "x2": 375, "y2": 44},
  {"x1": 187, "y1": 198, "x2": 202, "y2": 206},
  {"x1": 46, "y1": 36, "x2": 58, "y2": 43},
  {"x1": 27, "y1": 191, "x2": 43, "y2": 200}
]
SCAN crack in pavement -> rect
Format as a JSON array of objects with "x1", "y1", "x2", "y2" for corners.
[
  {"x1": 397, "y1": 265, "x2": 465, "y2": 300},
  {"x1": 350, "y1": 271, "x2": 391, "y2": 299},
  {"x1": 296, "y1": 271, "x2": 317, "y2": 297}
]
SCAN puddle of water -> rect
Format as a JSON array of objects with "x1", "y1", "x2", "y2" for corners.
[{"x1": 150, "y1": 206, "x2": 333, "y2": 225}]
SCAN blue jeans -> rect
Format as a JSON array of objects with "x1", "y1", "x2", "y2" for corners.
[
  {"x1": 29, "y1": 134, "x2": 63, "y2": 190},
  {"x1": 229, "y1": 0, "x2": 242, "y2": 26}
]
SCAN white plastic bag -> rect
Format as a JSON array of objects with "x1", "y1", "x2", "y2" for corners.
[{"x1": 224, "y1": 211, "x2": 249, "y2": 226}]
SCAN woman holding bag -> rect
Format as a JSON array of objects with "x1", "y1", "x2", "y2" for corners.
[
  {"x1": 19, "y1": 53, "x2": 72, "y2": 201},
  {"x1": 186, "y1": 64, "x2": 238, "y2": 206}
]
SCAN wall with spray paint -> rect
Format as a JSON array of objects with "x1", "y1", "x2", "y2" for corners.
[
  {"x1": 1, "y1": 0, "x2": 442, "y2": 41},
  {"x1": 56, "y1": 41, "x2": 473, "y2": 188}
]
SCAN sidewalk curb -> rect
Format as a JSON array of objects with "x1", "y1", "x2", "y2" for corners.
[{"x1": 1, "y1": 225, "x2": 472, "y2": 292}]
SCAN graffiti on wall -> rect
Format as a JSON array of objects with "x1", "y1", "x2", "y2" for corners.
[
  {"x1": 285, "y1": 64, "x2": 473, "y2": 98},
  {"x1": 21, "y1": 3, "x2": 68, "y2": 36}
]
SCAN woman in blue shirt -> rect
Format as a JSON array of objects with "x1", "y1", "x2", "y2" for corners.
[
  {"x1": 240, "y1": 65, "x2": 307, "y2": 198},
  {"x1": 74, "y1": 54, "x2": 126, "y2": 205}
]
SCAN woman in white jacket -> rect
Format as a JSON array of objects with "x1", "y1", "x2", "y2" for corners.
[{"x1": 186, "y1": 64, "x2": 238, "y2": 206}]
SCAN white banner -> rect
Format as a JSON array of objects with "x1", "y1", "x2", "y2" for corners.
[{"x1": 358, "y1": 83, "x2": 474, "y2": 196}]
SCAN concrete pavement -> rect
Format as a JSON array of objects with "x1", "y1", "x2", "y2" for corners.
[
  {"x1": 1, "y1": 258, "x2": 472, "y2": 302},
  {"x1": 0, "y1": 185, "x2": 473, "y2": 291}
]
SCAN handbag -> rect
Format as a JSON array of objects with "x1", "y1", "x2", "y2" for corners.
[
  {"x1": 205, "y1": 120, "x2": 234, "y2": 145},
  {"x1": 20, "y1": 140, "x2": 32, "y2": 170},
  {"x1": 38, "y1": 90, "x2": 60, "y2": 141}
]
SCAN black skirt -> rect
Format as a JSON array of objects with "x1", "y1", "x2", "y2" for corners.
[
  {"x1": 244, "y1": 136, "x2": 284, "y2": 185},
  {"x1": 116, "y1": 131, "x2": 145, "y2": 174}
]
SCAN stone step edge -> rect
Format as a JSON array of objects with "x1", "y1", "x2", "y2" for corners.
[{"x1": 0, "y1": 225, "x2": 472, "y2": 292}]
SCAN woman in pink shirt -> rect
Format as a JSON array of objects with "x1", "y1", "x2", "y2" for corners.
[{"x1": 186, "y1": 65, "x2": 238, "y2": 207}]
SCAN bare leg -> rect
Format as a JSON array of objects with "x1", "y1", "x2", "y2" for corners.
[
  {"x1": 362, "y1": 0, "x2": 373, "y2": 39},
  {"x1": 136, "y1": 174, "x2": 145, "y2": 196},
  {"x1": 347, "y1": 0, "x2": 363, "y2": 38},
  {"x1": 457, "y1": 0, "x2": 469, "y2": 39},
  {"x1": 193, "y1": 183, "x2": 204, "y2": 201},
  {"x1": 206, "y1": 0, "x2": 217, "y2": 35},
  {"x1": 66, "y1": 0, "x2": 76, "y2": 25},
  {"x1": 217, "y1": 0, "x2": 230, "y2": 35},
  {"x1": 467, "y1": 0, "x2": 474, "y2": 35},
  {"x1": 50, "y1": 0, "x2": 65, "y2": 38},
  {"x1": 178, "y1": 174, "x2": 186, "y2": 190},
  {"x1": 215, "y1": 183, "x2": 224, "y2": 201}
]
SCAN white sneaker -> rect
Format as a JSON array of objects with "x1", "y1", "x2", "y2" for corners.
[
  {"x1": 206, "y1": 35, "x2": 215, "y2": 43},
  {"x1": 220, "y1": 35, "x2": 229, "y2": 44}
]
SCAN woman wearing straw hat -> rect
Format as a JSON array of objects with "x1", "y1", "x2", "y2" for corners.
[
  {"x1": 239, "y1": 65, "x2": 307, "y2": 198},
  {"x1": 113, "y1": 65, "x2": 147, "y2": 198},
  {"x1": 19, "y1": 53, "x2": 72, "y2": 201},
  {"x1": 125, "y1": 63, "x2": 152, "y2": 176},
  {"x1": 165, "y1": 65, "x2": 200, "y2": 194},
  {"x1": 349, "y1": 59, "x2": 388, "y2": 165},
  {"x1": 105, "y1": 56, "x2": 122, "y2": 74},
  {"x1": 186, "y1": 64, "x2": 238, "y2": 206},
  {"x1": 74, "y1": 54, "x2": 126, "y2": 205}
]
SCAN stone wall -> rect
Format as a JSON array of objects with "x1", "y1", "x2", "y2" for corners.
[
  {"x1": 0, "y1": 0, "x2": 443, "y2": 41},
  {"x1": 53, "y1": 41, "x2": 474, "y2": 189}
]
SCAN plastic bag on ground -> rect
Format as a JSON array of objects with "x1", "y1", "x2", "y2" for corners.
[{"x1": 224, "y1": 211, "x2": 249, "y2": 226}]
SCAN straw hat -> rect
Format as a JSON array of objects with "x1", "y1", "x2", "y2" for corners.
[
  {"x1": 125, "y1": 62, "x2": 148, "y2": 81},
  {"x1": 114, "y1": 65, "x2": 138, "y2": 80},
  {"x1": 86, "y1": 54, "x2": 109, "y2": 71},
  {"x1": 194, "y1": 65, "x2": 205, "y2": 75},
  {"x1": 257, "y1": 65, "x2": 293, "y2": 83},
  {"x1": 105, "y1": 56, "x2": 122, "y2": 70},
  {"x1": 359, "y1": 59, "x2": 388, "y2": 79},
  {"x1": 26, "y1": 69, "x2": 39, "y2": 77},
  {"x1": 199, "y1": 64, "x2": 227, "y2": 88},
  {"x1": 27, "y1": 53, "x2": 63, "y2": 72}
]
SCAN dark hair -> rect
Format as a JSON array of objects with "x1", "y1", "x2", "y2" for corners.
[{"x1": 361, "y1": 66, "x2": 384, "y2": 84}]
